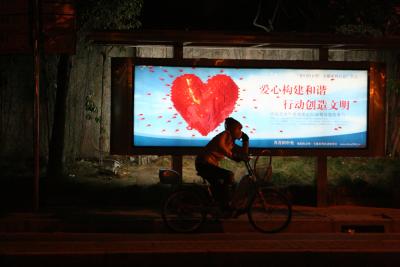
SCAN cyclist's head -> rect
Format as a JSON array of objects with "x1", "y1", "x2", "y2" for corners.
[{"x1": 224, "y1": 117, "x2": 243, "y2": 139}]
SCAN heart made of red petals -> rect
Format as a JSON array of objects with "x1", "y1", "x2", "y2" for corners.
[{"x1": 171, "y1": 74, "x2": 239, "y2": 136}]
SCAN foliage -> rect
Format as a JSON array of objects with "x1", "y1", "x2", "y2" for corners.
[
  {"x1": 77, "y1": 0, "x2": 144, "y2": 30},
  {"x1": 335, "y1": 24, "x2": 383, "y2": 37},
  {"x1": 76, "y1": 0, "x2": 144, "y2": 142},
  {"x1": 329, "y1": 0, "x2": 400, "y2": 36},
  {"x1": 84, "y1": 93, "x2": 100, "y2": 123},
  {"x1": 328, "y1": 157, "x2": 400, "y2": 191},
  {"x1": 271, "y1": 157, "x2": 315, "y2": 186},
  {"x1": 254, "y1": 0, "x2": 399, "y2": 35}
]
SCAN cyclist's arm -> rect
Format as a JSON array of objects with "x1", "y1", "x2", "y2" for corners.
[
  {"x1": 216, "y1": 131, "x2": 234, "y2": 158},
  {"x1": 242, "y1": 132, "x2": 249, "y2": 155},
  {"x1": 231, "y1": 133, "x2": 249, "y2": 161}
]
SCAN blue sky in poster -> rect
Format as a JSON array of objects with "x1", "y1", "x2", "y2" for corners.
[{"x1": 133, "y1": 65, "x2": 368, "y2": 148}]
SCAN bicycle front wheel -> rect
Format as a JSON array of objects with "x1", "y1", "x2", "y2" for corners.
[
  {"x1": 248, "y1": 187, "x2": 292, "y2": 233},
  {"x1": 162, "y1": 189, "x2": 206, "y2": 233}
]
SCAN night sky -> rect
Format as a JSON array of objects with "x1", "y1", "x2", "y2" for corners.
[{"x1": 139, "y1": 0, "x2": 335, "y2": 33}]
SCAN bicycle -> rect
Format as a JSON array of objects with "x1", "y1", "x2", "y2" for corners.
[{"x1": 159, "y1": 150, "x2": 292, "y2": 233}]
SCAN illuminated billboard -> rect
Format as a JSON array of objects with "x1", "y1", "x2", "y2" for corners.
[{"x1": 133, "y1": 64, "x2": 368, "y2": 149}]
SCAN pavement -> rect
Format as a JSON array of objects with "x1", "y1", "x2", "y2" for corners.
[
  {"x1": 1, "y1": 232, "x2": 400, "y2": 267},
  {"x1": 1, "y1": 205, "x2": 400, "y2": 233},
  {"x1": 1, "y1": 205, "x2": 400, "y2": 266}
]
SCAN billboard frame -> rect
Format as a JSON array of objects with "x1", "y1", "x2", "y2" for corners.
[{"x1": 111, "y1": 57, "x2": 386, "y2": 157}]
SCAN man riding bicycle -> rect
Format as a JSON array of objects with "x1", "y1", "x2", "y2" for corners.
[{"x1": 195, "y1": 117, "x2": 249, "y2": 213}]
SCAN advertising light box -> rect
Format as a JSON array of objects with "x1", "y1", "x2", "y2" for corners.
[{"x1": 133, "y1": 63, "x2": 368, "y2": 149}]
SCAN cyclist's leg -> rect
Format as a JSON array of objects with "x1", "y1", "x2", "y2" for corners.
[
  {"x1": 207, "y1": 170, "x2": 234, "y2": 211},
  {"x1": 195, "y1": 160, "x2": 217, "y2": 200},
  {"x1": 195, "y1": 161, "x2": 233, "y2": 209},
  {"x1": 219, "y1": 171, "x2": 235, "y2": 209}
]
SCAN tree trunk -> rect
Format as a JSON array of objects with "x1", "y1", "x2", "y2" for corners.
[{"x1": 47, "y1": 54, "x2": 72, "y2": 178}]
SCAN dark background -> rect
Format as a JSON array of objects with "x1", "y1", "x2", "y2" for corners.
[
  {"x1": 138, "y1": 0, "x2": 400, "y2": 35},
  {"x1": 139, "y1": 0, "x2": 334, "y2": 32}
]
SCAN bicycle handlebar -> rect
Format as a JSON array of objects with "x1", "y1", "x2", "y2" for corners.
[
  {"x1": 243, "y1": 149, "x2": 273, "y2": 180},
  {"x1": 244, "y1": 159, "x2": 255, "y2": 177}
]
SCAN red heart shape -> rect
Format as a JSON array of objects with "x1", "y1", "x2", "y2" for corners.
[{"x1": 171, "y1": 74, "x2": 239, "y2": 136}]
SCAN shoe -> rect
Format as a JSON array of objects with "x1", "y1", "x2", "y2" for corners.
[{"x1": 221, "y1": 209, "x2": 233, "y2": 219}]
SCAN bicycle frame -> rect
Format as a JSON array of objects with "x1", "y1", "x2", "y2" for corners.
[
  {"x1": 161, "y1": 150, "x2": 292, "y2": 233},
  {"x1": 230, "y1": 150, "x2": 274, "y2": 212},
  {"x1": 179, "y1": 151, "x2": 272, "y2": 209}
]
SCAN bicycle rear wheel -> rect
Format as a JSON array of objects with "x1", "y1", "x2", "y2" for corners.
[
  {"x1": 162, "y1": 189, "x2": 206, "y2": 233},
  {"x1": 248, "y1": 187, "x2": 292, "y2": 233}
]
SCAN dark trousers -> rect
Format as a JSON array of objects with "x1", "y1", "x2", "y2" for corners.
[{"x1": 195, "y1": 157, "x2": 235, "y2": 208}]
